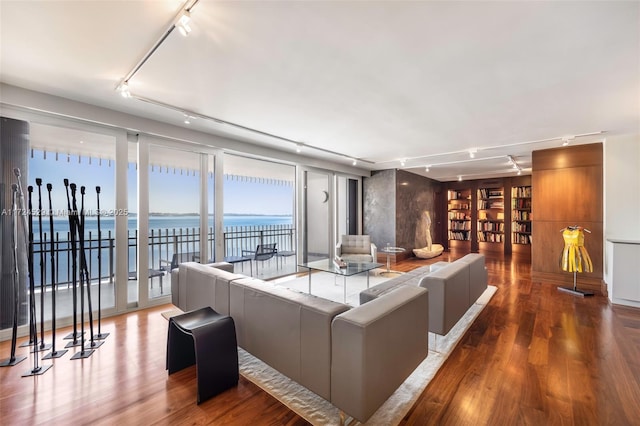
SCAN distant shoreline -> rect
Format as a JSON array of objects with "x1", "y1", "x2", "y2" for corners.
[{"x1": 147, "y1": 213, "x2": 291, "y2": 217}]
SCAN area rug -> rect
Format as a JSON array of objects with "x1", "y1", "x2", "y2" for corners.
[{"x1": 161, "y1": 283, "x2": 497, "y2": 425}]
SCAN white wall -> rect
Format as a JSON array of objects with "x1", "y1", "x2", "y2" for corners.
[{"x1": 603, "y1": 133, "x2": 640, "y2": 302}]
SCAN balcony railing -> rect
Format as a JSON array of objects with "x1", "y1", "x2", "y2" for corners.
[{"x1": 31, "y1": 224, "x2": 296, "y2": 288}]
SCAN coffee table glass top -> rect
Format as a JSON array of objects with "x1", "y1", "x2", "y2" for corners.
[{"x1": 299, "y1": 259, "x2": 382, "y2": 277}]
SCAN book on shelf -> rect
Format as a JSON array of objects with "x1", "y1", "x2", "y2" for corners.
[
  {"x1": 478, "y1": 188, "x2": 504, "y2": 199},
  {"x1": 511, "y1": 186, "x2": 532, "y2": 198}
]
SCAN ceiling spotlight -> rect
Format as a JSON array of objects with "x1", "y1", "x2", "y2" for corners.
[
  {"x1": 562, "y1": 138, "x2": 570, "y2": 146},
  {"x1": 352, "y1": 159, "x2": 357, "y2": 166},
  {"x1": 507, "y1": 155, "x2": 522, "y2": 173},
  {"x1": 400, "y1": 159, "x2": 406, "y2": 167},
  {"x1": 425, "y1": 166, "x2": 430, "y2": 172},
  {"x1": 118, "y1": 81, "x2": 131, "y2": 98},
  {"x1": 176, "y1": 10, "x2": 192, "y2": 36},
  {"x1": 296, "y1": 143, "x2": 303, "y2": 153},
  {"x1": 458, "y1": 175, "x2": 463, "y2": 182},
  {"x1": 469, "y1": 149, "x2": 477, "y2": 158},
  {"x1": 183, "y1": 114, "x2": 191, "y2": 124}
]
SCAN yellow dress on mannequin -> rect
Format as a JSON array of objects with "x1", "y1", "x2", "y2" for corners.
[{"x1": 561, "y1": 227, "x2": 593, "y2": 273}]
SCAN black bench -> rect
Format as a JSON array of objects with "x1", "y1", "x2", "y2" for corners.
[{"x1": 166, "y1": 307, "x2": 239, "y2": 404}]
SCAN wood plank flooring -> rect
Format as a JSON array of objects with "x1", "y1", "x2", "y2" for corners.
[{"x1": 1, "y1": 251, "x2": 639, "y2": 425}]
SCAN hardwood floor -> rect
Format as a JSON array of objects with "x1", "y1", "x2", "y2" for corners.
[{"x1": 1, "y1": 251, "x2": 639, "y2": 425}]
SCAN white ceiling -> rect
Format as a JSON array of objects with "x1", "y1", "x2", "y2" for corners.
[{"x1": 1, "y1": 0, "x2": 638, "y2": 181}]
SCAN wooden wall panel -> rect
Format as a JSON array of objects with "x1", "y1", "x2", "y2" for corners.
[
  {"x1": 533, "y1": 167, "x2": 603, "y2": 222},
  {"x1": 532, "y1": 143, "x2": 604, "y2": 294}
]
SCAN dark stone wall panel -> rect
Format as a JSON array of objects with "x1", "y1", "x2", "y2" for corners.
[
  {"x1": 364, "y1": 169, "x2": 442, "y2": 256},
  {"x1": 396, "y1": 170, "x2": 443, "y2": 252},
  {"x1": 363, "y1": 170, "x2": 395, "y2": 249}
]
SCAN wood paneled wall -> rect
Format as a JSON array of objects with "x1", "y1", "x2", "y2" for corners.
[{"x1": 532, "y1": 143, "x2": 604, "y2": 294}]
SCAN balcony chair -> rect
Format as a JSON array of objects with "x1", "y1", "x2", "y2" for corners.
[
  {"x1": 241, "y1": 243, "x2": 277, "y2": 276},
  {"x1": 161, "y1": 252, "x2": 200, "y2": 273},
  {"x1": 336, "y1": 235, "x2": 377, "y2": 263}
]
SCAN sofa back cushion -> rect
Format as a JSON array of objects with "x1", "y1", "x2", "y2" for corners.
[
  {"x1": 458, "y1": 253, "x2": 488, "y2": 303},
  {"x1": 418, "y1": 261, "x2": 470, "y2": 335},
  {"x1": 230, "y1": 278, "x2": 350, "y2": 400},
  {"x1": 340, "y1": 234, "x2": 372, "y2": 254},
  {"x1": 177, "y1": 262, "x2": 244, "y2": 314}
]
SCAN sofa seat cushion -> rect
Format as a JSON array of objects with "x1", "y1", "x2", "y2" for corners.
[
  {"x1": 340, "y1": 253, "x2": 374, "y2": 263},
  {"x1": 359, "y1": 274, "x2": 422, "y2": 305}
]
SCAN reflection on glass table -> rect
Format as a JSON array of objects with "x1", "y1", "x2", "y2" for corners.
[{"x1": 298, "y1": 259, "x2": 383, "y2": 303}]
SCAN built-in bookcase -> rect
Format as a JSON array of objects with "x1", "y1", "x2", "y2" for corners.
[
  {"x1": 447, "y1": 188, "x2": 472, "y2": 249},
  {"x1": 511, "y1": 185, "x2": 532, "y2": 246},
  {"x1": 443, "y1": 176, "x2": 532, "y2": 256},
  {"x1": 477, "y1": 186, "x2": 504, "y2": 250}
]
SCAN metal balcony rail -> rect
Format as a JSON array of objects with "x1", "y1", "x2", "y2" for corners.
[{"x1": 30, "y1": 224, "x2": 296, "y2": 289}]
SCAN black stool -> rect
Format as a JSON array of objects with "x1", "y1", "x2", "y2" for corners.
[{"x1": 166, "y1": 307, "x2": 239, "y2": 404}]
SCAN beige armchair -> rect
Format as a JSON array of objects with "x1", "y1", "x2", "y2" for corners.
[{"x1": 335, "y1": 235, "x2": 377, "y2": 263}]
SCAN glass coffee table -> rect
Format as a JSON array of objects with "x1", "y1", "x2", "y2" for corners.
[{"x1": 298, "y1": 259, "x2": 383, "y2": 303}]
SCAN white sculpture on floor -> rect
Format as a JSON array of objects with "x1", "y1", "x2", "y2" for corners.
[{"x1": 413, "y1": 211, "x2": 444, "y2": 259}]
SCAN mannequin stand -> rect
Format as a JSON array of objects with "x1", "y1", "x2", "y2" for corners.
[{"x1": 558, "y1": 271, "x2": 594, "y2": 297}]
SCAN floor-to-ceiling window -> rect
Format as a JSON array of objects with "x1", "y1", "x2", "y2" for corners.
[
  {"x1": 223, "y1": 154, "x2": 295, "y2": 278},
  {"x1": 25, "y1": 122, "x2": 118, "y2": 327},
  {"x1": 147, "y1": 145, "x2": 202, "y2": 300}
]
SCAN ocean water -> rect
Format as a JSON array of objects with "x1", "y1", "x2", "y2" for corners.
[{"x1": 31, "y1": 214, "x2": 292, "y2": 237}]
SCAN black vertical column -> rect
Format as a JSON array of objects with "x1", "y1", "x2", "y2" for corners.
[{"x1": 1, "y1": 117, "x2": 29, "y2": 329}]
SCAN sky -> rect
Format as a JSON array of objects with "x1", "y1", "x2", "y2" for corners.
[{"x1": 27, "y1": 151, "x2": 293, "y2": 216}]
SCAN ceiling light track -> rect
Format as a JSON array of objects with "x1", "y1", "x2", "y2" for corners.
[
  {"x1": 116, "y1": 0, "x2": 200, "y2": 92},
  {"x1": 132, "y1": 93, "x2": 371, "y2": 165},
  {"x1": 115, "y1": 0, "x2": 364, "y2": 167},
  {"x1": 381, "y1": 131, "x2": 605, "y2": 167},
  {"x1": 402, "y1": 155, "x2": 506, "y2": 169}
]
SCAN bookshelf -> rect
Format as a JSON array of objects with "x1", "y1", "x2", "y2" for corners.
[
  {"x1": 511, "y1": 185, "x2": 532, "y2": 248},
  {"x1": 477, "y1": 186, "x2": 504, "y2": 251},
  {"x1": 447, "y1": 188, "x2": 472, "y2": 249}
]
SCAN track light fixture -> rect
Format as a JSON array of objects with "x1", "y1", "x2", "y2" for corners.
[
  {"x1": 469, "y1": 148, "x2": 477, "y2": 158},
  {"x1": 507, "y1": 155, "x2": 522, "y2": 174},
  {"x1": 176, "y1": 11, "x2": 192, "y2": 36},
  {"x1": 117, "y1": 81, "x2": 131, "y2": 98},
  {"x1": 296, "y1": 143, "x2": 303, "y2": 153},
  {"x1": 352, "y1": 159, "x2": 357, "y2": 166}
]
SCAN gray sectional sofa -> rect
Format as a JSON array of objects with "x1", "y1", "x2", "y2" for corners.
[
  {"x1": 171, "y1": 261, "x2": 429, "y2": 424},
  {"x1": 360, "y1": 253, "x2": 488, "y2": 335}
]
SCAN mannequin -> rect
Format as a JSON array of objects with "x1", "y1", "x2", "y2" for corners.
[{"x1": 560, "y1": 226, "x2": 593, "y2": 273}]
